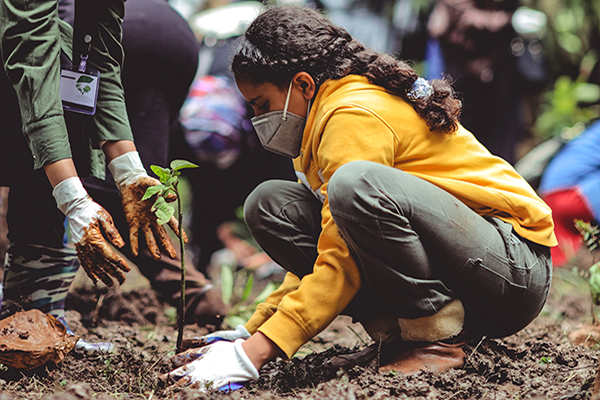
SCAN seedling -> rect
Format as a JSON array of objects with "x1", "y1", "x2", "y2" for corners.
[
  {"x1": 574, "y1": 220, "x2": 600, "y2": 322},
  {"x1": 574, "y1": 220, "x2": 600, "y2": 398},
  {"x1": 142, "y1": 159, "x2": 198, "y2": 352}
]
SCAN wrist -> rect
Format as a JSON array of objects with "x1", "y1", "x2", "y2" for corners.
[
  {"x1": 44, "y1": 158, "x2": 78, "y2": 188},
  {"x1": 108, "y1": 151, "x2": 147, "y2": 188},
  {"x1": 52, "y1": 177, "x2": 90, "y2": 216},
  {"x1": 241, "y1": 332, "x2": 283, "y2": 371},
  {"x1": 101, "y1": 140, "x2": 136, "y2": 162}
]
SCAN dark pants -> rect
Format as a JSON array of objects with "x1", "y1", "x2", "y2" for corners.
[{"x1": 244, "y1": 160, "x2": 552, "y2": 338}]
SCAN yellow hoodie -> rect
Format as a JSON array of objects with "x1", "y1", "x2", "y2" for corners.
[{"x1": 245, "y1": 75, "x2": 557, "y2": 358}]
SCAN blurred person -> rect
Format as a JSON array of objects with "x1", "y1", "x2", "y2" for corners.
[
  {"x1": 159, "y1": 6, "x2": 556, "y2": 391},
  {"x1": 427, "y1": 0, "x2": 542, "y2": 164},
  {"x1": 538, "y1": 119, "x2": 600, "y2": 267}
]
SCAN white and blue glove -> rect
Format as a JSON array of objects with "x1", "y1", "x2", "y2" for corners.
[
  {"x1": 170, "y1": 325, "x2": 251, "y2": 367},
  {"x1": 162, "y1": 339, "x2": 258, "y2": 392},
  {"x1": 199, "y1": 325, "x2": 251, "y2": 345}
]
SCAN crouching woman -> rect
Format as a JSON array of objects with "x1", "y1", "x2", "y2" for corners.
[{"x1": 162, "y1": 5, "x2": 556, "y2": 391}]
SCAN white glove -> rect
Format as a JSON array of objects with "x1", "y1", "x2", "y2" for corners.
[
  {"x1": 200, "y1": 325, "x2": 251, "y2": 344},
  {"x1": 171, "y1": 325, "x2": 251, "y2": 367},
  {"x1": 108, "y1": 150, "x2": 147, "y2": 188},
  {"x1": 108, "y1": 151, "x2": 185, "y2": 259},
  {"x1": 53, "y1": 177, "x2": 129, "y2": 286},
  {"x1": 163, "y1": 339, "x2": 259, "y2": 392}
]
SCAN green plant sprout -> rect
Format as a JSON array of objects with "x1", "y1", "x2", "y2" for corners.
[
  {"x1": 574, "y1": 220, "x2": 600, "y2": 324},
  {"x1": 214, "y1": 208, "x2": 279, "y2": 328},
  {"x1": 142, "y1": 159, "x2": 198, "y2": 352},
  {"x1": 218, "y1": 254, "x2": 278, "y2": 328}
]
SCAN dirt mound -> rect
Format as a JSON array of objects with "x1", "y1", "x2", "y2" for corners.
[{"x1": 65, "y1": 286, "x2": 169, "y2": 327}]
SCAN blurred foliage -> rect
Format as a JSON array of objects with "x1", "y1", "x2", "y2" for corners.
[
  {"x1": 524, "y1": 0, "x2": 600, "y2": 138},
  {"x1": 535, "y1": 74, "x2": 600, "y2": 138},
  {"x1": 524, "y1": 0, "x2": 600, "y2": 80},
  {"x1": 215, "y1": 207, "x2": 279, "y2": 328}
]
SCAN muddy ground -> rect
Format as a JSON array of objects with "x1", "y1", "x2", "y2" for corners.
[{"x1": 0, "y1": 259, "x2": 600, "y2": 399}]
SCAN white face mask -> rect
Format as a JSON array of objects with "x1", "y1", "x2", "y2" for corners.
[{"x1": 251, "y1": 80, "x2": 310, "y2": 158}]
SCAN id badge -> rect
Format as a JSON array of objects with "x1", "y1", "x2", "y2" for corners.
[{"x1": 59, "y1": 66, "x2": 100, "y2": 115}]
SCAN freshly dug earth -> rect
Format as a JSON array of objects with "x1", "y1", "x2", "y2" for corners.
[{"x1": 0, "y1": 267, "x2": 599, "y2": 400}]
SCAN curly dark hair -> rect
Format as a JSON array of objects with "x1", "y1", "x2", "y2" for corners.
[{"x1": 231, "y1": 6, "x2": 462, "y2": 133}]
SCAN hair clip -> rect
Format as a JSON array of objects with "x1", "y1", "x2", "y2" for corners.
[{"x1": 406, "y1": 77, "x2": 433, "y2": 102}]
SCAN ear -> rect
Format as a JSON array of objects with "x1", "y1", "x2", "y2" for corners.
[{"x1": 292, "y1": 72, "x2": 316, "y2": 100}]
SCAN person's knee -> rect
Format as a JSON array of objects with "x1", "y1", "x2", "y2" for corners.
[{"x1": 329, "y1": 160, "x2": 382, "y2": 212}]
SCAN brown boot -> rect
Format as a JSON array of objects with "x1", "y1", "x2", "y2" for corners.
[
  {"x1": 379, "y1": 299, "x2": 467, "y2": 374},
  {"x1": 379, "y1": 338, "x2": 466, "y2": 374}
]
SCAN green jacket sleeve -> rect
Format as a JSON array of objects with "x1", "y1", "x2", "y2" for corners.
[
  {"x1": 79, "y1": 0, "x2": 133, "y2": 145},
  {"x1": 0, "y1": 0, "x2": 133, "y2": 170},
  {"x1": 0, "y1": 0, "x2": 72, "y2": 169}
]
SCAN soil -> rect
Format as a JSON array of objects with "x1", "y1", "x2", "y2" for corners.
[{"x1": 1, "y1": 263, "x2": 600, "y2": 399}]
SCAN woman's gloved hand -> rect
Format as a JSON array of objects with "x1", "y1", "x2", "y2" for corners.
[
  {"x1": 53, "y1": 177, "x2": 130, "y2": 286},
  {"x1": 108, "y1": 151, "x2": 186, "y2": 260},
  {"x1": 160, "y1": 339, "x2": 259, "y2": 392}
]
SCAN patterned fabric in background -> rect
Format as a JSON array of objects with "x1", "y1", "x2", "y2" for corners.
[{"x1": 179, "y1": 74, "x2": 252, "y2": 169}]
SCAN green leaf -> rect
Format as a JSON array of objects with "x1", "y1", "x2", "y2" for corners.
[
  {"x1": 153, "y1": 197, "x2": 174, "y2": 225},
  {"x1": 141, "y1": 185, "x2": 164, "y2": 201},
  {"x1": 150, "y1": 165, "x2": 170, "y2": 183},
  {"x1": 77, "y1": 75, "x2": 94, "y2": 83},
  {"x1": 254, "y1": 281, "x2": 277, "y2": 304},
  {"x1": 165, "y1": 176, "x2": 178, "y2": 187},
  {"x1": 241, "y1": 273, "x2": 254, "y2": 303},
  {"x1": 151, "y1": 195, "x2": 166, "y2": 211},
  {"x1": 170, "y1": 159, "x2": 199, "y2": 171},
  {"x1": 574, "y1": 83, "x2": 600, "y2": 104},
  {"x1": 155, "y1": 210, "x2": 169, "y2": 225},
  {"x1": 221, "y1": 265, "x2": 234, "y2": 305}
]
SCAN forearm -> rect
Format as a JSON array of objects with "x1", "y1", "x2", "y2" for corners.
[
  {"x1": 101, "y1": 140, "x2": 136, "y2": 163},
  {"x1": 44, "y1": 159, "x2": 79, "y2": 188}
]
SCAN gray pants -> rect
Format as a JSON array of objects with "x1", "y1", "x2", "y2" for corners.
[{"x1": 244, "y1": 161, "x2": 552, "y2": 338}]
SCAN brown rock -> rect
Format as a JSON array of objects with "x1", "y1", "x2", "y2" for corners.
[{"x1": 0, "y1": 309, "x2": 79, "y2": 370}]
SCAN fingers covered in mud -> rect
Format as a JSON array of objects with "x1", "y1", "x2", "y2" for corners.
[
  {"x1": 121, "y1": 176, "x2": 183, "y2": 260},
  {"x1": 168, "y1": 216, "x2": 188, "y2": 244},
  {"x1": 75, "y1": 220, "x2": 129, "y2": 287},
  {"x1": 97, "y1": 208, "x2": 125, "y2": 248}
]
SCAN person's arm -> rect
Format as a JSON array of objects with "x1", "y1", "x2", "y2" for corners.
[
  {"x1": 242, "y1": 332, "x2": 283, "y2": 371},
  {"x1": 44, "y1": 159, "x2": 79, "y2": 188},
  {"x1": 1, "y1": 0, "x2": 72, "y2": 170},
  {"x1": 101, "y1": 140, "x2": 136, "y2": 163}
]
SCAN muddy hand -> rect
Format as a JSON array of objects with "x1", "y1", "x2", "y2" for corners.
[
  {"x1": 109, "y1": 152, "x2": 187, "y2": 260},
  {"x1": 159, "y1": 340, "x2": 258, "y2": 392},
  {"x1": 53, "y1": 177, "x2": 130, "y2": 287}
]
